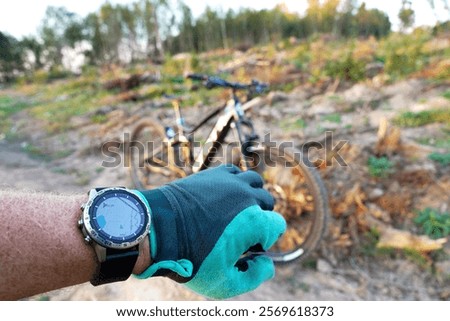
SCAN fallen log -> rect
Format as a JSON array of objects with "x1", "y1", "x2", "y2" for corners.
[{"x1": 366, "y1": 214, "x2": 446, "y2": 252}]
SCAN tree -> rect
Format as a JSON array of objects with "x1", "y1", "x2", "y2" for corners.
[
  {"x1": 306, "y1": 0, "x2": 321, "y2": 34},
  {"x1": 84, "y1": 13, "x2": 105, "y2": 65},
  {"x1": 176, "y1": 3, "x2": 195, "y2": 52},
  {"x1": 19, "y1": 36, "x2": 44, "y2": 70},
  {"x1": 337, "y1": 0, "x2": 357, "y2": 37},
  {"x1": 399, "y1": 0, "x2": 415, "y2": 32},
  {"x1": 321, "y1": 0, "x2": 340, "y2": 34},
  {"x1": 118, "y1": 4, "x2": 139, "y2": 62},
  {"x1": 194, "y1": 6, "x2": 224, "y2": 51},
  {"x1": 64, "y1": 21, "x2": 85, "y2": 47},
  {"x1": 39, "y1": 6, "x2": 84, "y2": 67},
  {"x1": 99, "y1": 2, "x2": 123, "y2": 63},
  {"x1": 139, "y1": 0, "x2": 169, "y2": 62},
  {"x1": 355, "y1": 2, "x2": 391, "y2": 38},
  {"x1": 0, "y1": 32, "x2": 24, "y2": 82}
]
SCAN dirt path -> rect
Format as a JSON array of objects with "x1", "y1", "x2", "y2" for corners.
[{"x1": 1, "y1": 140, "x2": 446, "y2": 301}]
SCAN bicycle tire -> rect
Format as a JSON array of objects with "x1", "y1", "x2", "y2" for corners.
[
  {"x1": 248, "y1": 145, "x2": 329, "y2": 264},
  {"x1": 126, "y1": 119, "x2": 185, "y2": 190}
]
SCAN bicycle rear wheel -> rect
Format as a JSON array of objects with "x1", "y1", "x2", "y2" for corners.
[
  {"x1": 126, "y1": 119, "x2": 185, "y2": 190},
  {"x1": 249, "y1": 146, "x2": 329, "y2": 263}
]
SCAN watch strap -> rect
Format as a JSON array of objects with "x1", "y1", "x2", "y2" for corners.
[{"x1": 91, "y1": 247, "x2": 139, "y2": 286}]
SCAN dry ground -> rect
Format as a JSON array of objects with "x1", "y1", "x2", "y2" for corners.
[{"x1": 1, "y1": 78, "x2": 449, "y2": 300}]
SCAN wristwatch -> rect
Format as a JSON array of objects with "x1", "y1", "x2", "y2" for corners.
[{"x1": 78, "y1": 187, "x2": 151, "y2": 286}]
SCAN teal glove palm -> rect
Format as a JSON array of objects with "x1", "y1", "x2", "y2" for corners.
[{"x1": 135, "y1": 165, "x2": 286, "y2": 299}]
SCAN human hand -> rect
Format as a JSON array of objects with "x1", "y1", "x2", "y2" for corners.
[{"x1": 135, "y1": 165, "x2": 286, "y2": 299}]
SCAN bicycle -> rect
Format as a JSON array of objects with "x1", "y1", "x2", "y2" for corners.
[{"x1": 126, "y1": 74, "x2": 329, "y2": 263}]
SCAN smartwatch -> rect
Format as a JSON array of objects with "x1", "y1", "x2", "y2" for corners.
[{"x1": 78, "y1": 187, "x2": 151, "y2": 286}]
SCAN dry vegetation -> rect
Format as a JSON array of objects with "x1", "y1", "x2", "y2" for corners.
[{"x1": 1, "y1": 28, "x2": 449, "y2": 300}]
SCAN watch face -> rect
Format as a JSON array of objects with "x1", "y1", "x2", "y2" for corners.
[{"x1": 87, "y1": 189, "x2": 150, "y2": 248}]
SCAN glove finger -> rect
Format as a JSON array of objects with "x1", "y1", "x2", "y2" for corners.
[
  {"x1": 249, "y1": 209, "x2": 286, "y2": 251},
  {"x1": 251, "y1": 188, "x2": 275, "y2": 211},
  {"x1": 237, "y1": 170, "x2": 264, "y2": 188},
  {"x1": 216, "y1": 164, "x2": 241, "y2": 174},
  {"x1": 223, "y1": 207, "x2": 286, "y2": 268},
  {"x1": 224, "y1": 255, "x2": 275, "y2": 297}
]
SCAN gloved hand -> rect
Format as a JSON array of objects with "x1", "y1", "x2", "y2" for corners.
[{"x1": 135, "y1": 165, "x2": 286, "y2": 299}]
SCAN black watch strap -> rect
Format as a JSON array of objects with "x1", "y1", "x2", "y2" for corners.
[{"x1": 91, "y1": 247, "x2": 139, "y2": 286}]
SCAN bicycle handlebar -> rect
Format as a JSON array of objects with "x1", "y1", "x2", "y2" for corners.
[{"x1": 187, "y1": 73, "x2": 268, "y2": 94}]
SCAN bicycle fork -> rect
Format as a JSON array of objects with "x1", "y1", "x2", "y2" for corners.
[{"x1": 232, "y1": 119, "x2": 265, "y2": 171}]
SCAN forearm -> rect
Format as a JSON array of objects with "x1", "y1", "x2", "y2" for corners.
[{"x1": 0, "y1": 189, "x2": 150, "y2": 300}]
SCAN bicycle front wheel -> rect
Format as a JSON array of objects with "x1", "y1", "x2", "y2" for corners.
[
  {"x1": 250, "y1": 146, "x2": 329, "y2": 263},
  {"x1": 126, "y1": 119, "x2": 185, "y2": 190}
]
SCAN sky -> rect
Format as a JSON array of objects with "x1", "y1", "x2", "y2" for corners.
[{"x1": 0, "y1": 0, "x2": 448, "y2": 39}]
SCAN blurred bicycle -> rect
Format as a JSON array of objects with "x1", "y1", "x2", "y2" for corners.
[{"x1": 126, "y1": 74, "x2": 330, "y2": 263}]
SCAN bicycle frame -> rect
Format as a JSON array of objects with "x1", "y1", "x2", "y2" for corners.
[{"x1": 166, "y1": 90, "x2": 259, "y2": 174}]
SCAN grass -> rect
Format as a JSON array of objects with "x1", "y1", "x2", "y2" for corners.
[
  {"x1": 25, "y1": 77, "x2": 112, "y2": 133},
  {"x1": 95, "y1": 167, "x2": 105, "y2": 174},
  {"x1": 0, "y1": 95, "x2": 32, "y2": 117},
  {"x1": 0, "y1": 95, "x2": 35, "y2": 133},
  {"x1": 21, "y1": 142, "x2": 49, "y2": 161},
  {"x1": 322, "y1": 113, "x2": 342, "y2": 124},
  {"x1": 368, "y1": 156, "x2": 394, "y2": 178},
  {"x1": 416, "y1": 137, "x2": 450, "y2": 149},
  {"x1": 360, "y1": 228, "x2": 381, "y2": 257},
  {"x1": 360, "y1": 228, "x2": 396, "y2": 257},
  {"x1": 403, "y1": 249, "x2": 430, "y2": 269},
  {"x1": 20, "y1": 141, "x2": 73, "y2": 162},
  {"x1": 443, "y1": 90, "x2": 450, "y2": 100},
  {"x1": 75, "y1": 170, "x2": 91, "y2": 186},
  {"x1": 393, "y1": 108, "x2": 450, "y2": 127},
  {"x1": 279, "y1": 118, "x2": 306, "y2": 131},
  {"x1": 428, "y1": 152, "x2": 450, "y2": 165},
  {"x1": 90, "y1": 114, "x2": 108, "y2": 124}
]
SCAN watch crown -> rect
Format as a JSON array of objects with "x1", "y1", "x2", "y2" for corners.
[{"x1": 84, "y1": 235, "x2": 92, "y2": 244}]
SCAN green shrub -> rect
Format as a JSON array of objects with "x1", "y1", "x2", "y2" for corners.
[
  {"x1": 47, "y1": 66, "x2": 71, "y2": 81},
  {"x1": 163, "y1": 56, "x2": 186, "y2": 76},
  {"x1": 292, "y1": 43, "x2": 311, "y2": 72},
  {"x1": 368, "y1": 156, "x2": 393, "y2": 178},
  {"x1": 90, "y1": 114, "x2": 108, "y2": 124},
  {"x1": 190, "y1": 53, "x2": 200, "y2": 71},
  {"x1": 324, "y1": 54, "x2": 365, "y2": 82},
  {"x1": 414, "y1": 208, "x2": 450, "y2": 239},
  {"x1": 381, "y1": 31, "x2": 431, "y2": 78},
  {"x1": 428, "y1": 152, "x2": 450, "y2": 165},
  {"x1": 31, "y1": 70, "x2": 49, "y2": 84}
]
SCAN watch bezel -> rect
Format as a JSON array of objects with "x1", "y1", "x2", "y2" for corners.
[{"x1": 82, "y1": 187, "x2": 151, "y2": 250}]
